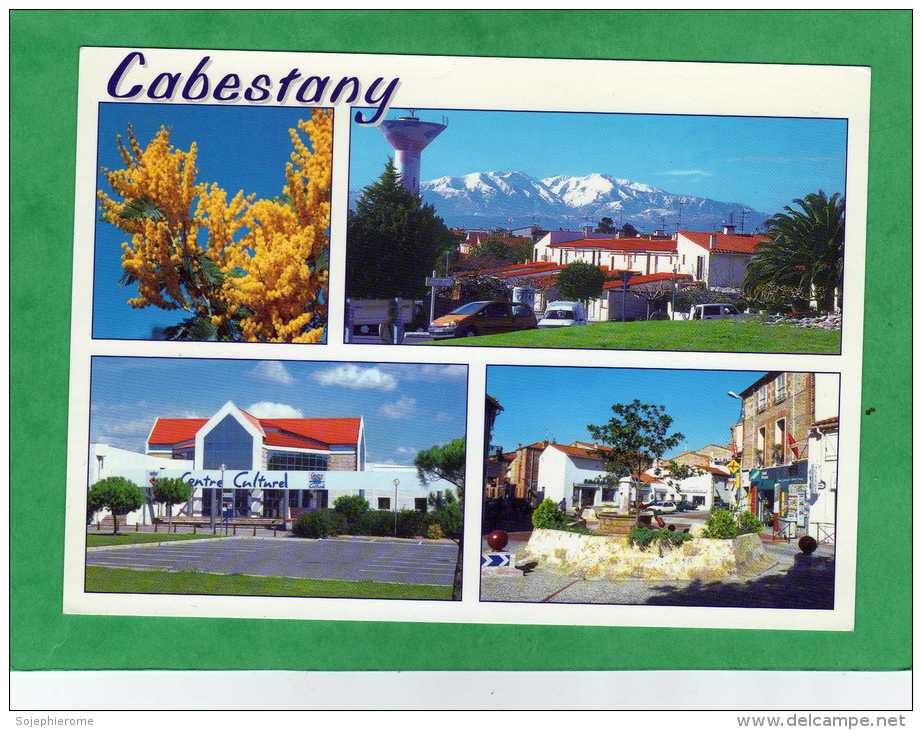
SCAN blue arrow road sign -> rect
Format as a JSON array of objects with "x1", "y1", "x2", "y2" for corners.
[{"x1": 481, "y1": 553, "x2": 512, "y2": 568}]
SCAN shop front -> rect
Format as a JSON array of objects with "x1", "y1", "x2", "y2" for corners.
[{"x1": 748, "y1": 461, "x2": 809, "y2": 538}]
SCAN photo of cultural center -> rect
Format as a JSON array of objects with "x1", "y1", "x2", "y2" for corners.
[{"x1": 90, "y1": 400, "x2": 446, "y2": 528}]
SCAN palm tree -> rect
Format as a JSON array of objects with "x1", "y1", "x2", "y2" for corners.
[{"x1": 744, "y1": 191, "x2": 845, "y2": 313}]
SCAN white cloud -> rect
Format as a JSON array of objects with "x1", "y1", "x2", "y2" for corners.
[
  {"x1": 245, "y1": 401, "x2": 304, "y2": 418},
  {"x1": 659, "y1": 169, "x2": 712, "y2": 177},
  {"x1": 251, "y1": 361, "x2": 295, "y2": 385},
  {"x1": 312, "y1": 364, "x2": 397, "y2": 391},
  {"x1": 416, "y1": 364, "x2": 468, "y2": 380},
  {"x1": 379, "y1": 397, "x2": 417, "y2": 419},
  {"x1": 434, "y1": 412, "x2": 454, "y2": 423},
  {"x1": 95, "y1": 417, "x2": 152, "y2": 438},
  {"x1": 396, "y1": 446, "x2": 418, "y2": 455}
]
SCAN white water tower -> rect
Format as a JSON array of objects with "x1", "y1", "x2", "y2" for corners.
[{"x1": 379, "y1": 111, "x2": 447, "y2": 195}]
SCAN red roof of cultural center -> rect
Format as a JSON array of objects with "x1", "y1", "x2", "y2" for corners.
[{"x1": 148, "y1": 413, "x2": 362, "y2": 448}]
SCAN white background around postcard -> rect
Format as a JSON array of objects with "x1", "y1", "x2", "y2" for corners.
[{"x1": 63, "y1": 47, "x2": 870, "y2": 631}]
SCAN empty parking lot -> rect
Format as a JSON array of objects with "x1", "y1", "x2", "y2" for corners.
[{"x1": 86, "y1": 536, "x2": 458, "y2": 586}]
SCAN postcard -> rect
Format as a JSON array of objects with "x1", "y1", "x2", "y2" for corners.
[{"x1": 64, "y1": 46, "x2": 869, "y2": 631}]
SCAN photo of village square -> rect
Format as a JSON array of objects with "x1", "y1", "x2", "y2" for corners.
[
  {"x1": 92, "y1": 102, "x2": 332, "y2": 343},
  {"x1": 480, "y1": 366, "x2": 839, "y2": 608},
  {"x1": 85, "y1": 357, "x2": 468, "y2": 601},
  {"x1": 345, "y1": 108, "x2": 846, "y2": 354}
]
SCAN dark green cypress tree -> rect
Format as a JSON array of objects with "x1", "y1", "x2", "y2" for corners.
[{"x1": 346, "y1": 160, "x2": 457, "y2": 299}]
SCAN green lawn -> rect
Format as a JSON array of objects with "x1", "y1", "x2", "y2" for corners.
[
  {"x1": 87, "y1": 532, "x2": 225, "y2": 548},
  {"x1": 431, "y1": 319, "x2": 840, "y2": 353},
  {"x1": 85, "y1": 567, "x2": 453, "y2": 600}
]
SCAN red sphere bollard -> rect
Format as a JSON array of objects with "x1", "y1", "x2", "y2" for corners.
[{"x1": 486, "y1": 529, "x2": 509, "y2": 551}]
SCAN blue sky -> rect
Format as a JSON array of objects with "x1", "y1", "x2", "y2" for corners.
[
  {"x1": 487, "y1": 366, "x2": 764, "y2": 458},
  {"x1": 350, "y1": 108, "x2": 847, "y2": 214},
  {"x1": 90, "y1": 358, "x2": 467, "y2": 466},
  {"x1": 93, "y1": 102, "x2": 329, "y2": 340}
]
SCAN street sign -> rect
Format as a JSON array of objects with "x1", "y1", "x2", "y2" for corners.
[
  {"x1": 481, "y1": 552, "x2": 512, "y2": 568},
  {"x1": 727, "y1": 459, "x2": 740, "y2": 474},
  {"x1": 425, "y1": 276, "x2": 454, "y2": 288}
]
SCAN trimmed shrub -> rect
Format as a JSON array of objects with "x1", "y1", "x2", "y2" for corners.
[
  {"x1": 427, "y1": 523, "x2": 444, "y2": 540},
  {"x1": 736, "y1": 509, "x2": 764, "y2": 535},
  {"x1": 329, "y1": 510, "x2": 350, "y2": 535},
  {"x1": 357, "y1": 509, "x2": 398, "y2": 537},
  {"x1": 292, "y1": 510, "x2": 339, "y2": 539},
  {"x1": 531, "y1": 499, "x2": 565, "y2": 530},
  {"x1": 629, "y1": 526, "x2": 692, "y2": 552},
  {"x1": 333, "y1": 494, "x2": 370, "y2": 530},
  {"x1": 704, "y1": 508, "x2": 738, "y2": 539},
  {"x1": 396, "y1": 509, "x2": 430, "y2": 538}
]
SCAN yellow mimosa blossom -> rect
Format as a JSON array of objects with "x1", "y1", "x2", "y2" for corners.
[{"x1": 97, "y1": 110, "x2": 332, "y2": 342}]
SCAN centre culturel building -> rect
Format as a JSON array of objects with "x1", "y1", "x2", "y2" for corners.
[{"x1": 89, "y1": 401, "x2": 449, "y2": 527}]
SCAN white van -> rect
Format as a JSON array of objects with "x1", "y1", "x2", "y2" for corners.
[
  {"x1": 688, "y1": 303, "x2": 744, "y2": 321},
  {"x1": 537, "y1": 300, "x2": 588, "y2": 328}
]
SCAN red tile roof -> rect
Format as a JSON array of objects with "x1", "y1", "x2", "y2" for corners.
[
  {"x1": 550, "y1": 443, "x2": 610, "y2": 460},
  {"x1": 603, "y1": 271, "x2": 693, "y2": 290},
  {"x1": 262, "y1": 431, "x2": 328, "y2": 449},
  {"x1": 679, "y1": 231, "x2": 769, "y2": 254},
  {"x1": 148, "y1": 418, "x2": 208, "y2": 445},
  {"x1": 260, "y1": 418, "x2": 361, "y2": 445},
  {"x1": 148, "y1": 416, "x2": 361, "y2": 448},
  {"x1": 551, "y1": 237, "x2": 678, "y2": 253},
  {"x1": 474, "y1": 261, "x2": 563, "y2": 280}
]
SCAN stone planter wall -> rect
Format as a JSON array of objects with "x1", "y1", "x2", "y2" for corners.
[{"x1": 523, "y1": 529, "x2": 769, "y2": 581}]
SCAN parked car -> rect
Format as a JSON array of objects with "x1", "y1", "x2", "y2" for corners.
[
  {"x1": 428, "y1": 300, "x2": 538, "y2": 339},
  {"x1": 537, "y1": 300, "x2": 588, "y2": 328},
  {"x1": 646, "y1": 501, "x2": 678, "y2": 514},
  {"x1": 688, "y1": 303, "x2": 744, "y2": 320}
]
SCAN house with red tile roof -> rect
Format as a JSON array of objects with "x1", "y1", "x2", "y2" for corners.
[
  {"x1": 676, "y1": 225, "x2": 768, "y2": 290},
  {"x1": 541, "y1": 235, "x2": 680, "y2": 277}
]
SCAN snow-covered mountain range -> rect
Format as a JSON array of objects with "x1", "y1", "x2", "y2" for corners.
[{"x1": 350, "y1": 171, "x2": 769, "y2": 231}]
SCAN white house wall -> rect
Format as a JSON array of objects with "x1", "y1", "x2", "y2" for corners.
[
  {"x1": 814, "y1": 374, "x2": 840, "y2": 421},
  {"x1": 537, "y1": 447, "x2": 608, "y2": 509},
  {"x1": 707, "y1": 253, "x2": 751, "y2": 289},
  {"x1": 807, "y1": 430, "x2": 838, "y2": 543}
]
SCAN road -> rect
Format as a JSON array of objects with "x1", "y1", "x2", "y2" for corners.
[{"x1": 87, "y1": 536, "x2": 459, "y2": 586}]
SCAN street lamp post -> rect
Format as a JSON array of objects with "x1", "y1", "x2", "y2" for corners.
[{"x1": 392, "y1": 479, "x2": 400, "y2": 537}]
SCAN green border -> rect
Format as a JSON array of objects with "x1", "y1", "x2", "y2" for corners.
[{"x1": 10, "y1": 10, "x2": 911, "y2": 671}]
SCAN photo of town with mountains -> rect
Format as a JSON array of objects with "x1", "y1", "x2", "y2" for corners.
[{"x1": 345, "y1": 108, "x2": 846, "y2": 353}]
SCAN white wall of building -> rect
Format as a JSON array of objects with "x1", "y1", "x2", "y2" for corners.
[
  {"x1": 815, "y1": 374, "x2": 840, "y2": 421},
  {"x1": 536, "y1": 446, "x2": 608, "y2": 509},
  {"x1": 88, "y1": 444, "x2": 192, "y2": 525},
  {"x1": 676, "y1": 473, "x2": 716, "y2": 510},
  {"x1": 676, "y1": 234, "x2": 709, "y2": 281},
  {"x1": 807, "y1": 428, "x2": 838, "y2": 543},
  {"x1": 707, "y1": 253, "x2": 751, "y2": 289},
  {"x1": 87, "y1": 456, "x2": 453, "y2": 527}
]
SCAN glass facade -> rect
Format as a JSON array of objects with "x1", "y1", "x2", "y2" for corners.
[
  {"x1": 266, "y1": 450, "x2": 329, "y2": 471},
  {"x1": 203, "y1": 415, "x2": 253, "y2": 470}
]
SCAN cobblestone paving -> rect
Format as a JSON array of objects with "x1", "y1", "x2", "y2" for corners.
[{"x1": 481, "y1": 537, "x2": 835, "y2": 609}]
